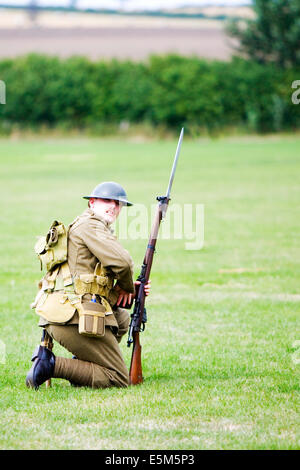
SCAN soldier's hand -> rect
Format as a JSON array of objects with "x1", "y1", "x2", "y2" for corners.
[
  {"x1": 115, "y1": 284, "x2": 134, "y2": 307},
  {"x1": 135, "y1": 279, "x2": 151, "y2": 296}
]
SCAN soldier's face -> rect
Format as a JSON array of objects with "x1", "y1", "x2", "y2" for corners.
[{"x1": 90, "y1": 198, "x2": 122, "y2": 225}]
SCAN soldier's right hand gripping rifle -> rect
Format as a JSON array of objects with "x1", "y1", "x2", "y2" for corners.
[{"x1": 126, "y1": 128, "x2": 184, "y2": 385}]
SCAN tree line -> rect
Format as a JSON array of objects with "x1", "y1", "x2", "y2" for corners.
[{"x1": 0, "y1": 53, "x2": 298, "y2": 134}]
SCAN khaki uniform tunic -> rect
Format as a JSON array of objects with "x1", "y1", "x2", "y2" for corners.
[{"x1": 40, "y1": 208, "x2": 135, "y2": 388}]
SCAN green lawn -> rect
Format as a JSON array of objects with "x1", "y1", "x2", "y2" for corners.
[{"x1": 0, "y1": 135, "x2": 299, "y2": 450}]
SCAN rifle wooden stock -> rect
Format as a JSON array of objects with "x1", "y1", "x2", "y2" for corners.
[{"x1": 129, "y1": 332, "x2": 143, "y2": 385}]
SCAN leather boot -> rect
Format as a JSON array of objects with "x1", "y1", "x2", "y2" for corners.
[{"x1": 26, "y1": 345, "x2": 55, "y2": 390}]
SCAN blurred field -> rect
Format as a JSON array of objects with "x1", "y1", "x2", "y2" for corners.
[
  {"x1": 0, "y1": 135, "x2": 299, "y2": 450},
  {"x1": 0, "y1": 10, "x2": 237, "y2": 60}
]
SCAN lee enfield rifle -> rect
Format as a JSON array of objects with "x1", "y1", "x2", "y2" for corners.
[{"x1": 127, "y1": 128, "x2": 184, "y2": 385}]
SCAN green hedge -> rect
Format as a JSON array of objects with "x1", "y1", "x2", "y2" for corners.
[{"x1": 0, "y1": 53, "x2": 299, "y2": 133}]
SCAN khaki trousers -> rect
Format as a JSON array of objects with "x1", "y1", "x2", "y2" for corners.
[{"x1": 45, "y1": 308, "x2": 130, "y2": 389}]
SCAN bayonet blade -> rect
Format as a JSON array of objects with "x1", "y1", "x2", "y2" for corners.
[{"x1": 166, "y1": 127, "x2": 184, "y2": 199}]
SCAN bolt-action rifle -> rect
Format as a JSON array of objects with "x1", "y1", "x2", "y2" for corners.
[{"x1": 127, "y1": 128, "x2": 184, "y2": 385}]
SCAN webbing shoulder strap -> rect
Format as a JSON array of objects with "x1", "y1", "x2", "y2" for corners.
[{"x1": 60, "y1": 261, "x2": 73, "y2": 287}]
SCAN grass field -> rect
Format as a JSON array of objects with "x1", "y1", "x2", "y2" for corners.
[{"x1": 0, "y1": 134, "x2": 299, "y2": 450}]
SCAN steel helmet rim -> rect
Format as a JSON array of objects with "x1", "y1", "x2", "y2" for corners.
[
  {"x1": 83, "y1": 181, "x2": 133, "y2": 206},
  {"x1": 83, "y1": 195, "x2": 133, "y2": 206}
]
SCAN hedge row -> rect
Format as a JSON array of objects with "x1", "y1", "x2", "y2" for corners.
[{"x1": 0, "y1": 54, "x2": 299, "y2": 133}]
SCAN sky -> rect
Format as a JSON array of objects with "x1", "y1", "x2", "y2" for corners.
[{"x1": 0, "y1": 0, "x2": 251, "y2": 10}]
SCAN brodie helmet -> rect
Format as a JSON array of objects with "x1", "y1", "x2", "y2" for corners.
[{"x1": 83, "y1": 181, "x2": 133, "y2": 206}]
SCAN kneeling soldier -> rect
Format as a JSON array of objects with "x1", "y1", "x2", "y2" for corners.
[{"x1": 26, "y1": 182, "x2": 150, "y2": 389}]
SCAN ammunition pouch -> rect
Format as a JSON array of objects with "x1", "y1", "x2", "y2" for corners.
[
  {"x1": 34, "y1": 221, "x2": 68, "y2": 272},
  {"x1": 73, "y1": 263, "x2": 114, "y2": 299}
]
